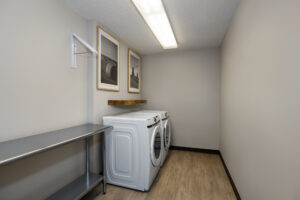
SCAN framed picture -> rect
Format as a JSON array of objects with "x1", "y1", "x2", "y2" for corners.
[
  {"x1": 97, "y1": 26, "x2": 120, "y2": 91},
  {"x1": 128, "y1": 49, "x2": 141, "y2": 93}
]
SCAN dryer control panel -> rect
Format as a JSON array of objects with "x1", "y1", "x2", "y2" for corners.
[{"x1": 147, "y1": 115, "x2": 160, "y2": 128}]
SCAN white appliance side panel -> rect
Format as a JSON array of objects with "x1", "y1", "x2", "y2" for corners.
[
  {"x1": 105, "y1": 123, "x2": 142, "y2": 190},
  {"x1": 115, "y1": 134, "x2": 131, "y2": 174}
]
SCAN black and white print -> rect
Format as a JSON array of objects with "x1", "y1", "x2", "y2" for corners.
[
  {"x1": 128, "y1": 49, "x2": 141, "y2": 93},
  {"x1": 97, "y1": 26, "x2": 120, "y2": 91}
]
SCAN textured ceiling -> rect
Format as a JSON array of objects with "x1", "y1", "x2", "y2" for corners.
[{"x1": 64, "y1": 0, "x2": 240, "y2": 55}]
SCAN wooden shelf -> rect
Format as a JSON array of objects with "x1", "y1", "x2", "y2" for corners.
[{"x1": 108, "y1": 100, "x2": 147, "y2": 106}]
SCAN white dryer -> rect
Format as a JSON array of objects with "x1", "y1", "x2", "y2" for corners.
[
  {"x1": 133, "y1": 110, "x2": 171, "y2": 166},
  {"x1": 103, "y1": 112, "x2": 163, "y2": 191}
]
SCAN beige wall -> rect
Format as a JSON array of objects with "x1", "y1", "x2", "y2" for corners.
[
  {"x1": 0, "y1": 0, "x2": 88, "y2": 142},
  {"x1": 220, "y1": 1, "x2": 300, "y2": 199},
  {"x1": 0, "y1": 1, "x2": 140, "y2": 199},
  {"x1": 142, "y1": 49, "x2": 220, "y2": 150},
  {"x1": 0, "y1": 1, "x2": 88, "y2": 199}
]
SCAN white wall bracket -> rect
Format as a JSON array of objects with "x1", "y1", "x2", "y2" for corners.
[{"x1": 71, "y1": 33, "x2": 98, "y2": 68}]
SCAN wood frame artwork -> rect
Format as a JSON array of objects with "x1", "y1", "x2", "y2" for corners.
[
  {"x1": 128, "y1": 49, "x2": 141, "y2": 93},
  {"x1": 97, "y1": 26, "x2": 120, "y2": 91}
]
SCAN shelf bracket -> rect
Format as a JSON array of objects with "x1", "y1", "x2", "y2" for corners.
[{"x1": 71, "y1": 33, "x2": 98, "y2": 68}]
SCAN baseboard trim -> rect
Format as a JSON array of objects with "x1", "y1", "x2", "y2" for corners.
[
  {"x1": 169, "y1": 145, "x2": 241, "y2": 200},
  {"x1": 219, "y1": 153, "x2": 241, "y2": 200},
  {"x1": 169, "y1": 145, "x2": 219, "y2": 154}
]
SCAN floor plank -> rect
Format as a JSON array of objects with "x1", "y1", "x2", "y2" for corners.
[{"x1": 82, "y1": 150, "x2": 236, "y2": 200}]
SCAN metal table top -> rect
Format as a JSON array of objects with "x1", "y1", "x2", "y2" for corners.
[{"x1": 0, "y1": 124, "x2": 112, "y2": 166}]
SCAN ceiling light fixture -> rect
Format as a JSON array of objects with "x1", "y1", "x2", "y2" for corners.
[{"x1": 132, "y1": 0, "x2": 178, "y2": 49}]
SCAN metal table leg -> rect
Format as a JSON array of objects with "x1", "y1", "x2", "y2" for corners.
[
  {"x1": 101, "y1": 132, "x2": 106, "y2": 194},
  {"x1": 86, "y1": 137, "x2": 90, "y2": 188}
]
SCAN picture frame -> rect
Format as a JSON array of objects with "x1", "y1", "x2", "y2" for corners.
[
  {"x1": 128, "y1": 49, "x2": 141, "y2": 93},
  {"x1": 97, "y1": 26, "x2": 120, "y2": 91}
]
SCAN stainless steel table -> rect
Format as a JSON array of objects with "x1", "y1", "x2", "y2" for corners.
[{"x1": 0, "y1": 124, "x2": 112, "y2": 200}]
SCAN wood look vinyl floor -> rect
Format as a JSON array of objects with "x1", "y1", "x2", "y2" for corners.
[{"x1": 82, "y1": 150, "x2": 236, "y2": 200}]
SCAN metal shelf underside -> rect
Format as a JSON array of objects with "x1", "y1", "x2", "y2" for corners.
[{"x1": 46, "y1": 173, "x2": 103, "y2": 200}]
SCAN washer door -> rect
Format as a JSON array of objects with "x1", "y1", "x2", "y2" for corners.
[
  {"x1": 150, "y1": 125, "x2": 162, "y2": 167},
  {"x1": 164, "y1": 119, "x2": 171, "y2": 150}
]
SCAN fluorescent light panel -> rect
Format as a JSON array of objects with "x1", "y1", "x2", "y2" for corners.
[{"x1": 132, "y1": 0, "x2": 177, "y2": 49}]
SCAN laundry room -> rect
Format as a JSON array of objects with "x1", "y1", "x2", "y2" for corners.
[{"x1": 0, "y1": 1, "x2": 299, "y2": 200}]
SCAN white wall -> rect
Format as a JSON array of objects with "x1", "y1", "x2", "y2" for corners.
[
  {"x1": 0, "y1": 1, "x2": 88, "y2": 199},
  {"x1": 142, "y1": 49, "x2": 220, "y2": 150},
  {"x1": 0, "y1": 1, "x2": 141, "y2": 199},
  {"x1": 221, "y1": 1, "x2": 300, "y2": 199},
  {"x1": 0, "y1": 0, "x2": 88, "y2": 142}
]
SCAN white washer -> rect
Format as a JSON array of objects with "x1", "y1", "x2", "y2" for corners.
[
  {"x1": 133, "y1": 110, "x2": 171, "y2": 166},
  {"x1": 103, "y1": 112, "x2": 163, "y2": 191}
]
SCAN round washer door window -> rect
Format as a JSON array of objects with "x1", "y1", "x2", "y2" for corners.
[
  {"x1": 151, "y1": 125, "x2": 162, "y2": 166},
  {"x1": 164, "y1": 120, "x2": 171, "y2": 150}
]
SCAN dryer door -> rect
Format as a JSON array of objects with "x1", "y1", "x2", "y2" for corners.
[
  {"x1": 150, "y1": 125, "x2": 162, "y2": 167},
  {"x1": 164, "y1": 119, "x2": 171, "y2": 150}
]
